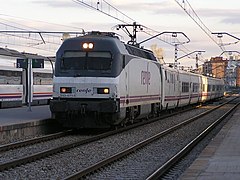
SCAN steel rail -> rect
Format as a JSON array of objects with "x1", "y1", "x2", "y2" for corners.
[
  {"x1": 0, "y1": 130, "x2": 72, "y2": 152},
  {"x1": 0, "y1": 108, "x2": 187, "y2": 172},
  {"x1": 146, "y1": 99, "x2": 240, "y2": 179},
  {"x1": 0, "y1": 98, "x2": 232, "y2": 173},
  {"x1": 64, "y1": 98, "x2": 236, "y2": 179}
]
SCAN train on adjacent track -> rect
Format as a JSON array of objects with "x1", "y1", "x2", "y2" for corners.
[
  {"x1": 0, "y1": 48, "x2": 53, "y2": 108},
  {"x1": 50, "y1": 31, "x2": 225, "y2": 128}
]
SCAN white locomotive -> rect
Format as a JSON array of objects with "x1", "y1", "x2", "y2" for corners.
[
  {"x1": 50, "y1": 32, "x2": 224, "y2": 128},
  {"x1": 0, "y1": 48, "x2": 53, "y2": 108}
]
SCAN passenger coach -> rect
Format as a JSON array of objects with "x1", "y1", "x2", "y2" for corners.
[{"x1": 0, "y1": 48, "x2": 53, "y2": 108}]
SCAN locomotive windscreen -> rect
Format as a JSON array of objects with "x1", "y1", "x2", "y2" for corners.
[
  {"x1": 61, "y1": 51, "x2": 112, "y2": 71},
  {"x1": 55, "y1": 36, "x2": 125, "y2": 77}
]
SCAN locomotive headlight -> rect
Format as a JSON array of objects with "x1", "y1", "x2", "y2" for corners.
[
  {"x1": 88, "y1": 43, "x2": 94, "y2": 49},
  {"x1": 61, "y1": 87, "x2": 66, "y2": 93},
  {"x1": 103, "y1": 88, "x2": 109, "y2": 94},
  {"x1": 82, "y1": 42, "x2": 94, "y2": 49},
  {"x1": 60, "y1": 87, "x2": 72, "y2": 93},
  {"x1": 97, "y1": 88, "x2": 109, "y2": 94},
  {"x1": 83, "y1": 43, "x2": 88, "y2": 49}
]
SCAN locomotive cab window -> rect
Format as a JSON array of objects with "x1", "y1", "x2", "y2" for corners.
[{"x1": 61, "y1": 51, "x2": 112, "y2": 71}]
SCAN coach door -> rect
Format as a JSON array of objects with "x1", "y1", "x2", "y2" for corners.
[
  {"x1": 122, "y1": 55, "x2": 129, "y2": 107},
  {"x1": 22, "y1": 69, "x2": 27, "y2": 104},
  {"x1": 176, "y1": 71, "x2": 181, "y2": 107},
  {"x1": 22, "y1": 67, "x2": 33, "y2": 105}
]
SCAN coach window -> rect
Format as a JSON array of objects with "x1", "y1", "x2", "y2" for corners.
[
  {"x1": 0, "y1": 70, "x2": 22, "y2": 85},
  {"x1": 220, "y1": 85, "x2": 223, "y2": 91},
  {"x1": 182, "y1": 82, "x2": 189, "y2": 93},
  {"x1": 33, "y1": 72, "x2": 52, "y2": 85},
  {"x1": 193, "y1": 83, "x2": 199, "y2": 93},
  {"x1": 208, "y1": 85, "x2": 211, "y2": 92}
]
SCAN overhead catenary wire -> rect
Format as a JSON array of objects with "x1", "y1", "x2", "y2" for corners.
[
  {"x1": 0, "y1": 14, "x2": 85, "y2": 53},
  {"x1": 73, "y1": 0, "x2": 178, "y2": 45},
  {"x1": 174, "y1": 0, "x2": 225, "y2": 52},
  {"x1": 0, "y1": 1, "x2": 215, "y2": 63},
  {"x1": 72, "y1": 0, "x2": 198, "y2": 62},
  {"x1": 0, "y1": 14, "x2": 85, "y2": 32},
  {"x1": 72, "y1": 0, "x2": 135, "y2": 24}
]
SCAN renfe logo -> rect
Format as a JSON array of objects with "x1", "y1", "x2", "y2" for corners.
[
  {"x1": 141, "y1": 71, "x2": 151, "y2": 85},
  {"x1": 76, "y1": 88, "x2": 92, "y2": 94}
]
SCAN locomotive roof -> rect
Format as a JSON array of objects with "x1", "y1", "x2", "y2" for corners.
[
  {"x1": 84, "y1": 31, "x2": 118, "y2": 38},
  {"x1": 69, "y1": 31, "x2": 119, "y2": 40}
]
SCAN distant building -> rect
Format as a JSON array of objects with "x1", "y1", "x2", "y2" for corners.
[
  {"x1": 202, "y1": 56, "x2": 240, "y2": 87},
  {"x1": 202, "y1": 60, "x2": 212, "y2": 76},
  {"x1": 210, "y1": 57, "x2": 227, "y2": 79},
  {"x1": 236, "y1": 68, "x2": 240, "y2": 88}
]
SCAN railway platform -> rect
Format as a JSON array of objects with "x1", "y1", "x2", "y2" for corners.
[
  {"x1": 0, "y1": 105, "x2": 51, "y2": 126},
  {"x1": 181, "y1": 105, "x2": 240, "y2": 179},
  {"x1": 0, "y1": 105, "x2": 60, "y2": 143}
]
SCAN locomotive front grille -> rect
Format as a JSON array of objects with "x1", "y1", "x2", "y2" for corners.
[{"x1": 50, "y1": 98, "x2": 119, "y2": 113}]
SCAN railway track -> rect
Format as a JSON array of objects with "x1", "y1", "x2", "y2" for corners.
[
  {"x1": 0, "y1": 101, "x2": 203, "y2": 172},
  {"x1": 0, "y1": 130, "x2": 72, "y2": 152},
  {"x1": 63, "y1": 97, "x2": 238, "y2": 179},
  {"x1": 148, "y1": 97, "x2": 240, "y2": 179},
  {"x1": 0, "y1": 97, "x2": 235, "y2": 179}
]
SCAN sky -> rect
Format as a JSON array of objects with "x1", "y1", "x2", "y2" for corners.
[{"x1": 0, "y1": 0, "x2": 239, "y2": 68}]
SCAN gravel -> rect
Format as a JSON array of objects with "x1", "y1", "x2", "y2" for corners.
[{"x1": 0, "y1": 98, "x2": 232, "y2": 179}]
